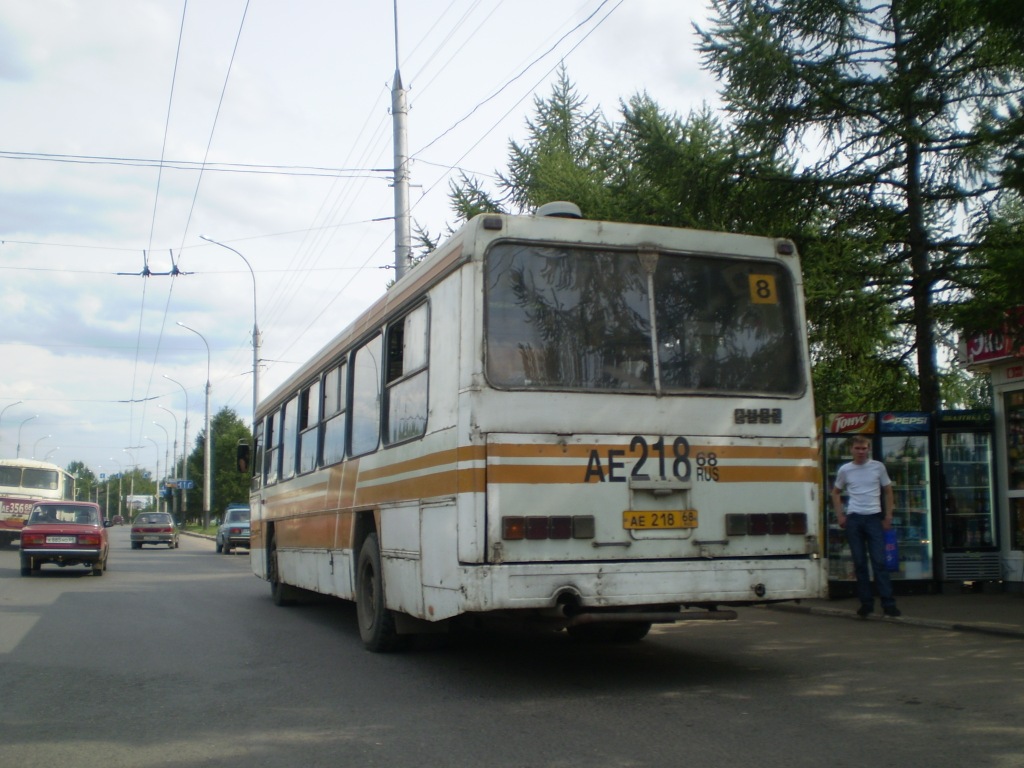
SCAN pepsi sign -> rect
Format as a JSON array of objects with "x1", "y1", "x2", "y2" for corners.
[{"x1": 878, "y1": 411, "x2": 930, "y2": 433}]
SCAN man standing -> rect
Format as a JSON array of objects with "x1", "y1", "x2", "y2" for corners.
[{"x1": 831, "y1": 435, "x2": 901, "y2": 618}]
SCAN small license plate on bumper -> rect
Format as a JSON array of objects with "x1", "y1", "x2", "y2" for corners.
[
  {"x1": 623, "y1": 510, "x2": 698, "y2": 530},
  {"x1": 46, "y1": 536, "x2": 76, "y2": 544}
]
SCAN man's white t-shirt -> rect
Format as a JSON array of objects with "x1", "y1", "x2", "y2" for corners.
[{"x1": 834, "y1": 459, "x2": 892, "y2": 515}]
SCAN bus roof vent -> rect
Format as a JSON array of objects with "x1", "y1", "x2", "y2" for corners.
[{"x1": 536, "y1": 201, "x2": 582, "y2": 219}]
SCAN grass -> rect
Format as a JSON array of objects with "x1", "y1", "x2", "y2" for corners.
[{"x1": 183, "y1": 523, "x2": 218, "y2": 536}]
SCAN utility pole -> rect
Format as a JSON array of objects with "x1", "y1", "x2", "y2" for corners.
[{"x1": 392, "y1": 0, "x2": 411, "y2": 279}]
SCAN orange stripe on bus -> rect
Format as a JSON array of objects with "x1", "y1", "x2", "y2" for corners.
[
  {"x1": 355, "y1": 467, "x2": 487, "y2": 505},
  {"x1": 487, "y1": 443, "x2": 817, "y2": 461},
  {"x1": 358, "y1": 445, "x2": 485, "y2": 481},
  {"x1": 488, "y1": 463, "x2": 817, "y2": 485}
]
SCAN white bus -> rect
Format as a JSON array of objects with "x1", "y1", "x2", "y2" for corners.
[
  {"x1": 0, "y1": 458, "x2": 77, "y2": 545},
  {"x1": 245, "y1": 203, "x2": 826, "y2": 650}
]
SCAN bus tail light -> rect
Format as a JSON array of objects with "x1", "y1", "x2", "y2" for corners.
[
  {"x1": 502, "y1": 517, "x2": 525, "y2": 539},
  {"x1": 502, "y1": 516, "x2": 595, "y2": 541},
  {"x1": 726, "y1": 513, "x2": 807, "y2": 536}
]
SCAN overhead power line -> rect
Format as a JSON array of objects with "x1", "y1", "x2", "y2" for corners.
[{"x1": 0, "y1": 150, "x2": 386, "y2": 179}]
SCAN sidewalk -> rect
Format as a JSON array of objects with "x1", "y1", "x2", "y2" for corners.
[{"x1": 768, "y1": 589, "x2": 1024, "y2": 639}]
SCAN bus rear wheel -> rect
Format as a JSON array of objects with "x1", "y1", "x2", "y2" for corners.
[
  {"x1": 268, "y1": 537, "x2": 297, "y2": 607},
  {"x1": 356, "y1": 533, "x2": 405, "y2": 652}
]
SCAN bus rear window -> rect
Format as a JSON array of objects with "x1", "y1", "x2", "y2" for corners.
[
  {"x1": 23, "y1": 468, "x2": 59, "y2": 491},
  {"x1": 484, "y1": 242, "x2": 802, "y2": 396},
  {"x1": 0, "y1": 466, "x2": 21, "y2": 487}
]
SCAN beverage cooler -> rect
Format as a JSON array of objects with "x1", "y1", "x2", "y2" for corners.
[
  {"x1": 935, "y1": 410, "x2": 1000, "y2": 581},
  {"x1": 822, "y1": 413, "x2": 875, "y2": 588},
  {"x1": 823, "y1": 410, "x2": 999, "y2": 592},
  {"x1": 877, "y1": 412, "x2": 934, "y2": 584},
  {"x1": 822, "y1": 412, "x2": 935, "y2": 594}
]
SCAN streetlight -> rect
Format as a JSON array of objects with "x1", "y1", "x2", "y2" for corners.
[
  {"x1": 199, "y1": 234, "x2": 261, "y2": 431},
  {"x1": 32, "y1": 434, "x2": 52, "y2": 458},
  {"x1": 0, "y1": 400, "x2": 23, "y2": 446},
  {"x1": 162, "y1": 377, "x2": 189, "y2": 520},
  {"x1": 152, "y1": 421, "x2": 171, "y2": 515},
  {"x1": 108, "y1": 457, "x2": 124, "y2": 520},
  {"x1": 177, "y1": 321, "x2": 212, "y2": 528},
  {"x1": 145, "y1": 436, "x2": 161, "y2": 512},
  {"x1": 44, "y1": 447, "x2": 60, "y2": 461},
  {"x1": 155, "y1": 412, "x2": 177, "y2": 477},
  {"x1": 124, "y1": 449, "x2": 138, "y2": 515},
  {"x1": 16, "y1": 415, "x2": 37, "y2": 459}
]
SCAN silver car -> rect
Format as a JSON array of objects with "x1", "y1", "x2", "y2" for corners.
[
  {"x1": 215, "y1": 506, "x2": 250, "y2": 555},
  {"x1": 130, "y1": 512, "x2": 179, "y2": 549}
]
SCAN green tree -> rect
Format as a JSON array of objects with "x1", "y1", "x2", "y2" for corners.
[
  {"x1": 67, "y1": 460, "x2": 96, "y2": 503},
  {"x1": 448, "y1": 68, "x2": 907, "y2": 412},
  {"x1": 696, "y1": 0, "x2": 1024, "y2": 411},
  {"x1": 451, "y1": 67, "x2": 810, "y2": 234},
  {"x1": 184, "y1": 406, "x2": 251, "y2": 523}
]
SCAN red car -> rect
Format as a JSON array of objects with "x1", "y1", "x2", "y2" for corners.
[{"x1": 19, "y1": 501, "x2": 109, "y2": 577}]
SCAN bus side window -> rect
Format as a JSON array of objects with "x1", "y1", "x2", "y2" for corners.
[
  {"x1": 298, "y1": 379, "x2": 320, "y2": 474},
  {"x1": 384, "y1": 304, "x2": 429, "y2": 445},
  {"x1": 322, "y1": 361, "x2": 347, "y2": 466},
  {"x1": 351, "y1": 335, "x2": 383, "y2": 457},
  {"x1": 252, "y1": 421, "x2": 264, "y2": 490},
  {"x1": 264, "y1": 410, "x2": 280, "y2": 486},
  {"x1": 281, "y1": 395, "x2": 299, "y2": 481}
]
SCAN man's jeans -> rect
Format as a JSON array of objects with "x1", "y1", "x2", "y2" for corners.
[{"x1": 845, "y1": 512, "x2": 896, "y2": 608}]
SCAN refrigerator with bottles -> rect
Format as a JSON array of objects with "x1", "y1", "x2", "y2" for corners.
[
  {"x1": 935, "y1": 410, "x2": 1000, "y2": 581},
  {"x1": 876, "y1": 412, "x2": 935, "y2": 585},
  {"x1": 822, "y1": 412, "x2": 935, "y2": 593},
  {"x1": 822, "y1": 413, "x2": 875, "y2": 588}
]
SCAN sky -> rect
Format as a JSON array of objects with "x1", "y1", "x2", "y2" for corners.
[{"x1": 0, "y1": 0, "x2": 721, "y2": 483}]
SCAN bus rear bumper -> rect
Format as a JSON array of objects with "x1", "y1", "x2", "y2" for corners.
[{"x1": 444, "y1": 558, "x2": 823, "y2": 620}]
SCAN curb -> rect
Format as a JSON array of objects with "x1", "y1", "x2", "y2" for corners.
[{"x1": 765, "y1": 602, "x2": 1024, "y2": 640}]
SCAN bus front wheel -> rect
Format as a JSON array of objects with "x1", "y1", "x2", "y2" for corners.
[{"x1": 356, "y1": 533, "x2": 404, "y2": 652}]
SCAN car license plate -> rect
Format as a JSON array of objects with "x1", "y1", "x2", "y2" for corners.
[
  {"x1": 46, "y1": 536, "x2": 76, "y2": 544},
  {"x1": 144, "y1": 535, "x2": 160, "y2": 541},
  {"x1": 623, "y1": 510, "x2": 698, "y2": 530}
]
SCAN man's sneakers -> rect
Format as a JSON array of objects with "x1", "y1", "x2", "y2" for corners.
[{"x1": 859, "y1": 603, "x2": 902, "y2": 618}]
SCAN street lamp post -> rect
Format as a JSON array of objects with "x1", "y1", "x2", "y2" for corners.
[
  {"x1": 152, "y1": 422, "x2": 171, "y2": 515},
  {"x1": 108, "y1": 457, "x2": 123, "y2": 520},
  {"x1": 145, "y1": 436, "x2": 161, "y2": 512},
  {"x1": 123, "y1": 450, "x2": 137, "y2": 512},
  {"x1": 199, "y1": 235, "x2": 261, "y2": 432},
  {"x1": 16, "y1": 415, "x2": 37, "y2": 459},
  {"x1": 44, "y1": 447, "x2": 60, "y2": 461},
  {"x1": 0, "y1": 400, "x2": 23, "y2": 447},
  {"x1": 32, "y1": 434, "x2": 51, "y2": 459},
  {"x1": 162, "y1": 377, "x2": 189, "y2": 520},
  {"x1": 177, "y1": 322, "x2": 212, "y2": 528}
]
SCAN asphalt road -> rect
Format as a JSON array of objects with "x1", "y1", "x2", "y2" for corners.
[{"x1": 1, "y1": 528, "x2": 1022, "y2": 768}]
